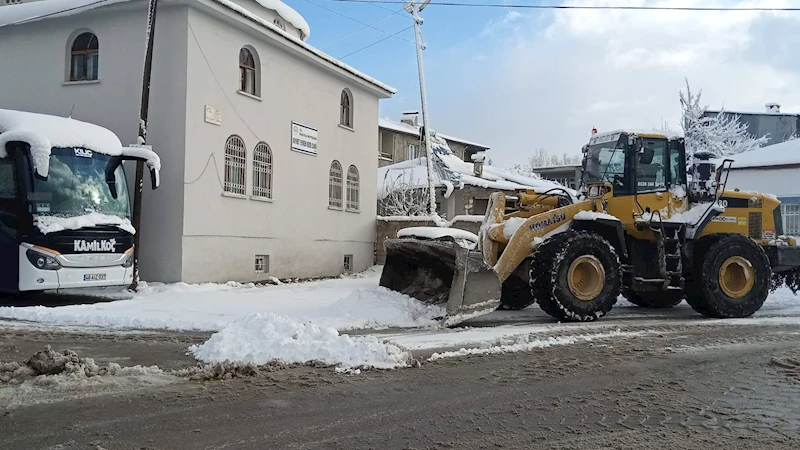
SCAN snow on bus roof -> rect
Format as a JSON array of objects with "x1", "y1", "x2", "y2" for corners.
[{"x1": 0, "y1": 108, "x2": 160, "y2": 179}]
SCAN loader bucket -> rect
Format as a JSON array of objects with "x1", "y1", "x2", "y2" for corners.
[{"x1": 380, "y1": 238, "x2": 502, "y2": 327}]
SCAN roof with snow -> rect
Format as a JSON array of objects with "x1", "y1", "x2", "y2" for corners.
[
  {"x1": 0, "y1": 0, "x2": 395, "y2": 95},
  {"x1": 728, "y1": 138, "x2": 800, "y2": 170},
  {"x1": 707, "y1": 109, "x2": 800, "y2": 118},
  {"x1": 378, "y1": 135, "x2": 570, "y2": 199},
  {"x1": 589, "y1": 129, "x2": 683, "y2": 146},
  {"x1": 379, "y1": 118, "x2": 489, "y2": 149}
]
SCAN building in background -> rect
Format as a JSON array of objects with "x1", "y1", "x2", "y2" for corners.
[
  {"x1": 704, "y1": 103, "x2": 799, "y2": 146},
  {"x1": 378, "y1": 112, "x2": 490, "y2": 167},
  {"x1": 725, "y1": 139, "x2": 800, "y2": 235},
  {"x1": 533, "y1": 164, "x2": 582, "y2": 190},
  {"x1": 0, "y1": 0, "x2": 394, "y2": 283}
]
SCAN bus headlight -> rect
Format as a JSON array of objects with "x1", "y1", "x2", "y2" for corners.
[
  {"x1": 122, "y1": 254, "x2": 133, "y2": 268},
  {"x1": 26, "y1": 249, "x2": 61, "y2": 270}
]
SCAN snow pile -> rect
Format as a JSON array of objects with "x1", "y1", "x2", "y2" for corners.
[
  {"x1": 34, "y1": 212, "x2": 135, "y2": 235},
  {"x1": 324, "y1": 287, "x2": 444, "y2": 330},
  {"x1": 428, "y1": 329, "x2": 646, "y2": 361},
  {"x1": 574, "y1": 210, "x2": 620, "y2": 221},
  {"x1": 189, "y1": 313, "x2": 411, "y2": 370},
  {"x1": 0, "y1": 109, "x2": 124, "y2": 177},
  {"x1": 637, "y1": 202, "x2": 721, "y2": 225},
  {"x1": 397, "y1": 226, "x2": 479, "y2": 244}
]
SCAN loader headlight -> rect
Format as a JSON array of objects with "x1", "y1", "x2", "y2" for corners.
[{"x1": 26, "y1": 249, "x2": 61, "y2": 271}]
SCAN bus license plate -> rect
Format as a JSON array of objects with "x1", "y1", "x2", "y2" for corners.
[{"x1": 84, "y1": 273, "x2": 107, "y2": 281}]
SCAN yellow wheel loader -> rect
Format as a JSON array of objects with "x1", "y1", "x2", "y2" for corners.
[{"x1": 380, "y1": 130, "x2": 800, "y2": 325}]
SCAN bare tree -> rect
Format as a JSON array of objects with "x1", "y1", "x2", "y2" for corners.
[
  {"x1": 680, "y1": 78, "x2": 769, "y2": 158},
  {"x1": 378, "y1": 173, "x2": 430, "y2": 217},
  {"x1": 512, "y1": 149, "x2": 581, "y2": 176}
]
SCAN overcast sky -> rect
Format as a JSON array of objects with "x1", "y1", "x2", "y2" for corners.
[{"x1": 296, "y1": 0, "x2": 800, "y2": 167}]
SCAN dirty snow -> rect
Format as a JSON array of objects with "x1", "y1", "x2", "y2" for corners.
[
  {"x1": 428, "y1": 329, "x2": 647, "y2": 361},
  {"x1": 0, "y1": 270, "x2": 443, "y2": 332},
  {"x1": 34, "y1": 212, "x2": 135, "y2": 235},
  {"x1": 189, "y1": 313, "x2": 410, "y2": 369}
]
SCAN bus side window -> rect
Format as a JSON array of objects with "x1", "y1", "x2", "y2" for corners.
[{"x1": 0, "y1": 157, "x2": 19, "y2": 237}]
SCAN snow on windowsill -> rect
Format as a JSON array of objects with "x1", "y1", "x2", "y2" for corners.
[
  {"x1": 346, "y1": 208, "x2": 360, "y2": 214},
  {"x1": 338, "y1": 124, "x2": 354, "y2": 133},
  {"x1": 328, "y1": 205, "x2": 344, "y2": 211},
  {"x1": 249, "y1": 195, "x2": 273, "y2": 203},
  {"x1": 236, "y1": 90, "x2": 262, "y2": 101},
  {"x1": 221, "y1": 192, "x2": 248, "y2": 200},
  {"x1": 62, "y1": 80, "x2": 100, "y2": 86}
]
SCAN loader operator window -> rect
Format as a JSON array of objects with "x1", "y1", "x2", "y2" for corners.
[
  {"x1": 584, "y1": 136, "x2": 629, "y2": 195},
  {"x1": 635, "y1": 139, "x2": 667, "y2": 193}
]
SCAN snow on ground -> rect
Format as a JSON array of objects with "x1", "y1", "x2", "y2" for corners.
[
  {"x1": 0, "y1": 268, "x2": 442, "y2": 332},
  {"x1": 189, "y1": 313, "x2": 410, "y2": 370}
]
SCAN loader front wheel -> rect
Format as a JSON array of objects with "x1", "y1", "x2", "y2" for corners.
[
  {"x1": 532, "y1": 231, "x2": 621, "y2": 322},
  {"x1": 690, "y1": 234, "x2": 770, "y2": 318},
  {"x1": 623, "y1": 290, "x2": 683, "y2": 308}
]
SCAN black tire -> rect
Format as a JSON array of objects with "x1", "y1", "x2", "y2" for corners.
[
  {"x1": 689, "y1": 234, "x2": 771, "y2": 318},
  {"x1": 623, "y1": 290, "x2": 683, "y2": 308},
  {"x1": 531, "y1": 231, "x2": 621, "y2": 322},
  {"x1": 499, "y1": 259, "x2": 535, "y2": 310}
]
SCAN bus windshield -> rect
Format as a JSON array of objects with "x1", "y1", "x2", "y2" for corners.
[{"x1": 30, "y1": 148, "x2": 130, "y2": 219}]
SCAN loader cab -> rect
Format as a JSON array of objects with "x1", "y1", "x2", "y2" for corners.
[{"x1": 582, "y1": 131, "x2": 686, "y2": 199}]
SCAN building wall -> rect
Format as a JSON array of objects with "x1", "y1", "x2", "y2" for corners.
[
  {"x1": 534, "y1": 166, "x2": 582, "y2": 190},
  {"x1": 0, "y1": 4, "x2": 189, "y2": 282},
  {"x1": 378, "y1": 128, "x2": 486, "y2": 165},
  {"x1": 726, "y1": 167, "x2": 800, "y2": 198},
  {"x1": 180, "y1": 6, "x2": 382, "y2": 283},
  {"x1": 705, "y1": 112, "x2": 799, "y2": 146}
]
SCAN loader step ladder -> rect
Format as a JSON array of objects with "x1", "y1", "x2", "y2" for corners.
[{"x1": 633, "y1": 224, "x2": 685, "y2": 291}]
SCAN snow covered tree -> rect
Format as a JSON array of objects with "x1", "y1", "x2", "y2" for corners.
[
  {"x1": 680, "y1": 79, "x2": 769, "y2": 158},
  {"x1": 378, "y1": 174, "x2": 430, "y2": 217}
]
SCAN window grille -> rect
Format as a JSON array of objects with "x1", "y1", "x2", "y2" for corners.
[
  {"x1": 329, "y1": 161, "x2": 343, "y2": 208},
  {"x1": 252, "y1": 142, "x2": 273, "y2": 199},
  {"x1": 224, "y1": 135, "x2": 247, "y2": 195}
]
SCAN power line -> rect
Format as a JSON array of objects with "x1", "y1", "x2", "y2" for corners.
[
  {"x1": 329, "y1": 1, "x2": 800, "y2": 11},
  {"x1": 322, "y1": 10, "x2": 408, "y2": 49},
  {"x1": 338, "y1": 25, "x2": 414, "y2": 59},
  {"x1": 298, "y1": 0, "x2": 416, "y2": 46},
  {"x1": 0, "y1": 0, "x2": 114, "y2": 28}
]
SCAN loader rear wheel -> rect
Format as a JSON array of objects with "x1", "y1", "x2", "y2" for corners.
[
  {"x1": 623, "y1": 290, "x2": 683, "y2": 308},
  {"x1": 689, "y1": 234, "x2": 770, "y2": 318},
  {"x1": 531, "y1": 231, "x2": 621, "y2": 322}
]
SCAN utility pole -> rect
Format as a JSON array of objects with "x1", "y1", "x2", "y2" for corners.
[
  {"x1": 404, "y1": 0, "x2": 439, "y2": 221},
  {"x1": 129, "y1": 0, "x2": 160, "y2": 291}
]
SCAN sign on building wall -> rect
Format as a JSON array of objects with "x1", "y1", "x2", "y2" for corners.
[
  {"x1": 204, "y1": 105, "x2": 222, "y2": 126},
  {"x1": 291, "y1": 122, "x2": 318, "y2": 156}
]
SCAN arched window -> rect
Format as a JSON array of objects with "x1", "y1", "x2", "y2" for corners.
[
  {"x1": 239, "y1": 47, "x2": 258, "y2": 96},
  {"x1": 70, "y1": 32, "x2": 99, "y2": 81},
  {"x1": 224, "y1": 135, "x2": 247, "y2": 195},
  {"x1": 340, "y1": 89, "x2": 353, "y2": 128},
  {"x1": 252, "y1": 142, "x2": 273, "y2": 199},
  {"x1": 329, "y1": 160, "x2": 343, "y2": 209},
  {"x1": 346, "y1": 165, "x2": 359, "y2": 211}
]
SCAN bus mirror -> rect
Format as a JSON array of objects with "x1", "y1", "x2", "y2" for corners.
[
  {"x1": 105, "y1": 157, "x2": 123, "y2": 200},
  {"x1": 121, "y1": 146, "x2": 160, "y2": 190}
]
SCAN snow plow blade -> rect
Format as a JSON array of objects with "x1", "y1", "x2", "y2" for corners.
[{"x1": 380, "y1": 238, "x2": 501, "y2": 327}]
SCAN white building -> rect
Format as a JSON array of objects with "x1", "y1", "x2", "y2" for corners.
[
  {"x1": 725, "y1": 139, "x2": 800, "y2": 236},
  {"x1": 0, "y1": 0, "x2": 394, "y2": 283}
]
